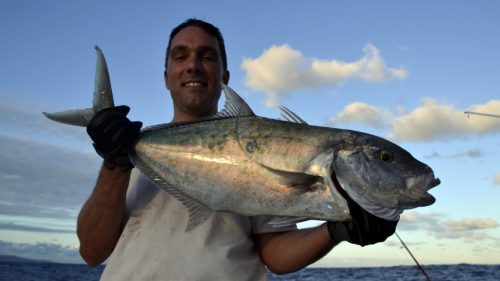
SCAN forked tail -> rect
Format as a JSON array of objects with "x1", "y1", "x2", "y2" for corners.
[{"x1": 42, "y1": 46, "x2": 115, "y2": 126}]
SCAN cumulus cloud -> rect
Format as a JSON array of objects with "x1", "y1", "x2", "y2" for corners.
[
  {"x1": 424, "y1": 149, "x2": 483, "y2": 159},
  {"x1": 0, "y1": 240, "x2": 82, "y2": 263},
  {"x1": 494, "y1": 173, "x2": 500, "y2": 186},
  {"x1": 451, "y1": 149, "x2": 483, "y2": 158},
  {"x1": 398, "y1": 212, "x2": 444, "y2": 231},
  {"x1": 431, "y1": 218, "x2": 498, "y2": 240},
  {"x1": 327, "y1": 102, "x2": 393, "y2": 129},
  {"x1": 399, "y1": 212, "x2": 499, "y2": 241},
  {"x1": 0, "y1": 222, "x2": 74, "y2": 234},
  {"x1": 328, "y1": 99, "x2": 500, "y2": 141},
  {"x1": 0, "y1": 102, "x2": 91, "y2": 151},
  {"x1": 241, "y1": 43, "x2": 407, "y2": 106},
  {"x1": 0, "y1": 94, "x2": 101, "y2": 227},
  {"x1": 443, "y1": 218, "x2": 498, "y2": 230},
  {"x1": 391, "y1": 99, "x2": 500, "y2": 141},
  {"x1": 0, "y1": 93, "x2": 103, "y2": 264},
  {"x1": 0, "y1": 135, "x2": 100, "y2": 221}
]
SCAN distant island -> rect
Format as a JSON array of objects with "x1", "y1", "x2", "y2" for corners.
[{"x1": 0, "y1": 254, "x2": 54, "y2": 263}]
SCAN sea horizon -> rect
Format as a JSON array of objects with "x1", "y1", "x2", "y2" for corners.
[
  {"x1": 2, "y1": 259, "x2": 499, "y2": 281},
  {"x1": 2, "y1": 253, "x2": 499, "y2": 268}
]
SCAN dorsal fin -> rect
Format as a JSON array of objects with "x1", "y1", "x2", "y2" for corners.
[
  {"x1": 141, "y1": 83, "x2": 255, "y2": 133},
  {"x1": 214, "y1": 83, "x2": 255, "y2": 118},
  {"x1": 279, "y1": 106, "x2": 308, "y2": 124}
]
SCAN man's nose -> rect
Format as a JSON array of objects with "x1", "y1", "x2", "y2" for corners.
[{"x1": 186, "y1": 56, "x2": 202, "y2": 73}]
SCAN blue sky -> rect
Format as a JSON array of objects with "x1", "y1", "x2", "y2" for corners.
[{"x1": 1, "y1": 0, "x2": 499, "y2": 267}]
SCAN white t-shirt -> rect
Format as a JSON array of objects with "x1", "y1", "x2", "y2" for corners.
[{"x1": 100, "y1": 169, "x2": 297, "y2": 281}]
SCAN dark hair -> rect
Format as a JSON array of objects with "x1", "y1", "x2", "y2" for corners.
[{"x1": 164, "y1": 18, "x2": 227, "y2": 71}]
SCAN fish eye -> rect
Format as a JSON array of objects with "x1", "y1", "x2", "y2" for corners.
[{"x1": 376, "y1": 150, "x2": 394, "y2": 163}]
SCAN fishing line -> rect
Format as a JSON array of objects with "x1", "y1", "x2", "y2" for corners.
[{"x1": 395, "y1": 232, "x2": 432, "y2": 281}]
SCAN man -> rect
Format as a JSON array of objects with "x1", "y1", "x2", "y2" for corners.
[{"x1": 77, "y1": 19, "x2": 397, "y2": 280}]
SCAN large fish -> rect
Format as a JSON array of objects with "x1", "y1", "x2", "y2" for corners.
[{"x1": 44, "y1": 46, "x2": 440, "y2": 230}]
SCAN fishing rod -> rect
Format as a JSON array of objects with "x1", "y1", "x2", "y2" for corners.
[
  {"x1": 395, "y1": 232, "x2": 432, "y2": 281},
  {"x1": 464, "y1": 111, "x2": 500, "y2": 119}
]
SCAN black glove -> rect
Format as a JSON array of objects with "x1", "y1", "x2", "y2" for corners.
[
  {"x1": 87, "y1": 105, "x2": 142, "y2": 171},
  {"x1": 327, "y1": 194, "x2": 398, "y2": 246}
]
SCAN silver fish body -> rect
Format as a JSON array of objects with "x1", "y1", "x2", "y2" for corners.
[
  {"x1": 131, "y1": 114, "x2": 439, "y2": 229},
  {"x1": 131, "y1": 117, "x2": 350, "y2": 225},
  {"x1": 43, "y1": 46, "x2": 440, "y2": 230}
]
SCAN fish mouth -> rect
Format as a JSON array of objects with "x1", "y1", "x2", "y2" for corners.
[
  {"x1": 422, "y1": 177, "x2": 440, "y2": 204},
  {"x1": 429, "y1": 177, "x2": 441, "y2": 189},
  {"x1": 406, "y1": 175, "x2": 440, "y2": 207},
  {"x1": 330, "y1": 167, "x2": 440, "y2": 213}
]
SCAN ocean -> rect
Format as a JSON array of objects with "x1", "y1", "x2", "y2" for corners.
[{"x1": 0, "y1": 262, "x2": 499, "y2": 281}]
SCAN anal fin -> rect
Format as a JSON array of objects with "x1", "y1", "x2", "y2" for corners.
[
  {"x1": 131, "y1": 156, "x2": 215, "y2": 231},
  {"x1": 184, "y1": 202, "x2": 216, "y2": 231}
]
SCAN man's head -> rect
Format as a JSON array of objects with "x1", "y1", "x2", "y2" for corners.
[
  {"x1": 164, "y1": 19, "x2": 230, "y2": 122},
  {"x1": 165, "y1": 19, "x2": 227, "y2": 72}
]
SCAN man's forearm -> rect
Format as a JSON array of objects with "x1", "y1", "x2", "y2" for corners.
[
  {"x1": 77, "y1": 164, "x2": 131, "y2": 266},
  {"x1": 256, "y1": 223, "x2": 336, "y2": 274}
]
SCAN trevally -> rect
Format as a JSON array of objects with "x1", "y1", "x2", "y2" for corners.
[{"x1": 44, "y1": 46, "x2": 440, "y2": 230}]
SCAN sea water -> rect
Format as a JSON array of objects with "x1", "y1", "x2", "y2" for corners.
[{"x1": 1, "y1": 262, "x2": 499, "y2": 281}]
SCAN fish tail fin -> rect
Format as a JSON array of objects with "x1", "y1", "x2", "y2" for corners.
[{"x1": 42, "y1": 45, "x2": 115, "y2": 127}]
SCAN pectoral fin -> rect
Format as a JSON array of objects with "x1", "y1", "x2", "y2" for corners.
[{"x1": 262, "y1": 164, "x2": 323, "y2": 191}]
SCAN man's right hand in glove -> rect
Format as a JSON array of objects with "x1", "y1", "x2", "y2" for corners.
[
  {"x1": 327, "y1": 193, "x2": 398, "y2": 247},
  {"x1": 86, "y1": 105, "x2": 142, "y2": 171}
]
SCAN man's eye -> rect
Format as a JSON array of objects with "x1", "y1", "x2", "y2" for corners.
[{"x1": 203, "y1": 55, "x2": 215, "y2": 61}]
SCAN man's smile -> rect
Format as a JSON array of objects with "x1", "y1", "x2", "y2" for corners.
[{"x1": 182, "y1": 81, "x2": 207, "y2": 87}]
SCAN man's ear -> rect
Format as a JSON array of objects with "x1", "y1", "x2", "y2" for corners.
[
  {"x1": 222, "y1": 70, "x2": 230, "y2": 85},
  {"x1": 164, "y1": 71, "x2": 170, "y2": 90}
]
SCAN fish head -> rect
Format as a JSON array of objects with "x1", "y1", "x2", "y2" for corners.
[{"x1": 330, "y1": 133, "x2": 440, "y2": 220}]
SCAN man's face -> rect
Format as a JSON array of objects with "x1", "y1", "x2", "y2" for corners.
[{"x1": 165, "y1": 26, "x2": 229, "y2": 121}]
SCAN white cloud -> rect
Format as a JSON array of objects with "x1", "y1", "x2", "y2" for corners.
[
  {"x1": 431, "y1": 218, "x2": 498, "y2": 240},
  {"x1": 391, "y1": 99, "x2": 500, "y2": 141},
  {"x1": 451, "y1": 149, "x2": 483, "y2": 158},
  {"x1": 443, "y1": 218, "x2": 498, "y2": 231},
  {"x1": 0, "y1": 222, "x2": 74, "y2": 234},
  {"x1": 397, "y1": 45, "x2": 410, "y2": 51},
  {"x1": 399, "y1": 212, "x2": 499, "y2": 241},
  {"x1": 494, "y1": 173, "x2": 500, "y2": 186},
  {"x1": 424, "y1": 149, "x2": 483, "y2": 160},
  {"x1": 0, "y1": 94, "x2": 100, "y2": 221},
  {"x1": 328, "y1": 99, "x2": 500, "y2": 141},
  {"x1": 0, "y1": 174, "x2": 21, "y2": 181},
  {"x1": 398, "y1": 212, "x2": 444, "y2": 231},
  {"x1": 241, "y1": 43, "x2": 407, "y2": 107},
  {"x1": 0, "y1": 135, "x2": 100, "y2": 219},
  {"x1": 0, "y1": 102, "x2": 91, "y2": 151},
  {"x1": 0, "y1": 240, "x2": 82, "y2": 263},
  {"x1": 327, "y1": 102, "x2": 393, "y2": 129}
]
